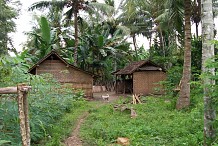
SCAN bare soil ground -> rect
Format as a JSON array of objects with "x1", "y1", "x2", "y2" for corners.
[
  {"x1": 64, "y1": 92, "x2": 127, "y2": 146},
  {"x1": 92, "y1": 92, "x2": 124, "y2": 102}
]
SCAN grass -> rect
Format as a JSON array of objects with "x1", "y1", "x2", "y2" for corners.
[
  {"x1": 80, "y1": 96, "x2": 207, "y2": 146},
  {"x1": 36, "y1": 100, "x2": 99, "y2": 146}
]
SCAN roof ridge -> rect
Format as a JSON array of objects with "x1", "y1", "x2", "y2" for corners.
[
  {"x1": 115, "y1": 60, "x2": 165, "y2": 75},
  {"x1": 28, "y1": 51, "x2": 94, "y2": 76}
]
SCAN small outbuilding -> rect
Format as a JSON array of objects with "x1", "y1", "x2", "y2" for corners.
[
  {"x1": 28, "y1": 51, "x2": 94, "y2": 97},
  {"x1": 114, "y1": 60, "x2": 166, "y2": 95}
]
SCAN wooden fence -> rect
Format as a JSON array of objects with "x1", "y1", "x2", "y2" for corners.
[{"x1": 0, "y1": 83, "x2": 31, "y2": 146}]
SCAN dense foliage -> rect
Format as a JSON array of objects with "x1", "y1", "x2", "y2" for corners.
[{"x1": 0, "y1": 0, "x2": 20, "y2": 55}]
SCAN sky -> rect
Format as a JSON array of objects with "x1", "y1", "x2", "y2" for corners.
[
  {"x1": 11, "y1": 0, "x2": 218, "y2": 53},
  {"x1": 11, "y1": 0, "x2": 41, "y2": 52}
]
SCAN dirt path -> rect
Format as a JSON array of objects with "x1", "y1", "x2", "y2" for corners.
[
  {"x1": 63, "y1": 92, "x2": 122, "y2": 146},
  {"x1": 64, "y1": 112, "x2": 89, "y2": 146}
]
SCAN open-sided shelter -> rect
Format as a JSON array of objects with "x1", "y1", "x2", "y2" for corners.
[
  {"x1": 114, "y1": 60, "x2": 166, "y2": 95},
  {"x1": 28, "y1": 51, "x2": 94, "y2": 97}
]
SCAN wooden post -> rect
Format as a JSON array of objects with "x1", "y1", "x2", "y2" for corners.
[
  {"x1": 17, "y1": 84, "x2": 28, "y2": 146},
  {"x1": 23, "y1": 90, "x2": 30, "y2": 146},
  {"x1": 0, "y1": 84, "x2": 31, "y2": 146},
  {"x1": 115, "y1": 75, "x2": 117, "y2": 94},
  {"x1": 17, "y1": 84, "x2": 31, "y2": 146}
]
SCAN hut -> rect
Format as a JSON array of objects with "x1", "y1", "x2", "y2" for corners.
[
  {"x1": 114, "y1": 60, "x2": 166, "y2": 95},
  {"x1": 28, "y1": 51, "x2": 94, "y2": 97}
]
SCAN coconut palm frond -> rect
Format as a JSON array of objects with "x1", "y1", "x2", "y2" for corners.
[
  {"x1": 154, "y1": 9, "x2": 170, "y2": 23},
  {"x1": 88, "y1": 2, "x2": 115, "y2": 17},
  {"x1": 116, "y1": 25, "x2": 131, "y2": 36},
  {"x1": 28, "y1": 1, "x2": 67, "y2": 11},
  {"x1": 86, "y1": 3, "x2": 104, "y2": 21},
  {"x1": 64, "y1": 7, "x2": 74, "y2": 22}
]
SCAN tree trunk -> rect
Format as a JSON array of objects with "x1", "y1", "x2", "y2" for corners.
[
  {"x1": 196, "y1": 0, "x2": 201, "y2": 38},
  {"x1": 158, "y1": 28, "x2": 165, "y2": 57},
  {"x1": 201, "y1": 0, "x2": 216, "y2": 144},
  {"x1": 74, "y1": 0, "x2": 79, "y2": 66},
  {"x1": 196, "y1": 23, "x2": 199, "y2": 38},
  {"x1": 176, "y1": 0, "x2": 191, "y2": 109},
  {"x1": 132, "y1": 34, "x2": 138, "y2": 60}
]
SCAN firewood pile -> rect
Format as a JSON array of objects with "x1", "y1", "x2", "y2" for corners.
[{"x1": 132, "y1": 94, "x2": 142, "y2": 104}]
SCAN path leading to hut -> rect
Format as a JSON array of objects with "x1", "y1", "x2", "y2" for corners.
[
  {"x1": 64, "y1": 92, "x2": 122, "y2": 146},
  {"x1": 64, "y1": 112, "x2": 89, "y2": 146}
]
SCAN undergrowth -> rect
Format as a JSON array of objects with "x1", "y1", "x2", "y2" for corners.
[
  {"x1": 37, "y1": 101, "x2": 94, "y2": 146},
  {"x1": 0, "y1": 73, "x2": 88, "y2": 145},
  {"x1": 80, "y1": 95, "x2": 212, "y2": 146}
]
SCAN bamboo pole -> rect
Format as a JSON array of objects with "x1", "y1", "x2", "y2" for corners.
[{"x1": 0, "y1": 87, "x2": 17, "y2": 94}]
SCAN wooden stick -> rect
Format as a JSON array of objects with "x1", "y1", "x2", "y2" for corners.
[
  {"x1": 0, "y1": 86, "x2": 31, "y2": 95},
  {"x1": 132, "y1": 94, "x2": 136, "y2": 104},
  {"x1": 0, "y1": 87, "x2": 17, "y2": 94},
  {"x1": 135, "y1": 94, "x2": 142, "y2": 104}
]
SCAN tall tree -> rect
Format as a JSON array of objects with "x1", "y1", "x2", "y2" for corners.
[
  {"x1": 0, "y1": 0, "x2": 19, "y2": 55},
  {"x1": 176, "y1": 0, "x2": 191, "y2": 109},
  {"x1": 29, "y1": 0, "x2": 88, "y2": 66},
  {"x1": 201, "y1": 0, "x2": 216, "y2": 144},
  {"x1": 120, "y1": 0, "x2": 152, "y2": 61}
]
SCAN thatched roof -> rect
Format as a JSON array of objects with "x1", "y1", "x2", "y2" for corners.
[
  {"x1": 115, "y1": 60, "x2": 165, "y2": 75},
  {"x1": 28, "y1": 50, "x2": 94, "y2": 76}
]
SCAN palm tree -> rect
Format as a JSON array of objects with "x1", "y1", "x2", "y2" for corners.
[
  {"x1": 125, "y1": 0, "x2": 183, "y2": 68},
  {"x1": 84, "y1": 0, "x2": 131, "y2": 72},
  {"x1": 119, "y1": 0, "x2": 152, "y2": 61},
  {"x1": 29, "y1": 0, "x2": 88, "y2": 66},
  {"x1": 202, "y1": 0, "x2": 216, "y2": 144},
  {"x1": 176, "y1": 0, "x2": 191, "y2": 109}
]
